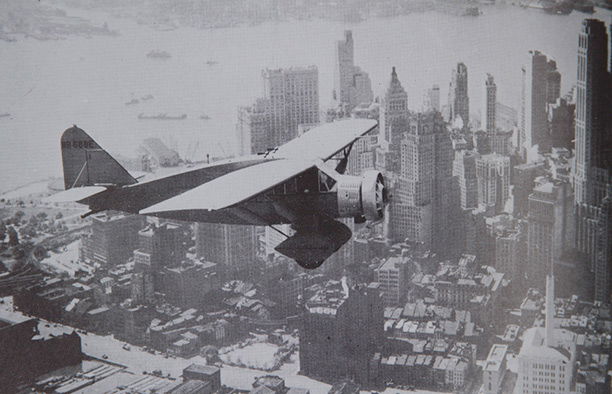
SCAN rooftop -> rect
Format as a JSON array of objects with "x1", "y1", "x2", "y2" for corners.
[{"x1": 484, "y1": 344, "x2": 508, "y2": 372}]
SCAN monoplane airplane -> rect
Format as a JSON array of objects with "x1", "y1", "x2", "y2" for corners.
[{"x1": 47, "y1": 119, "x2": 388, "y2": 269}]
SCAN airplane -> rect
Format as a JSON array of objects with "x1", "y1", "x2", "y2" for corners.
[{"x1": 47, "y1": 119, "x2": 388, "y2": 269}]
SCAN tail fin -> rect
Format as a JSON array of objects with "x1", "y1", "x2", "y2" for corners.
[{"x1": 61, "y1": 125, "x2": 137, "y2": 190}]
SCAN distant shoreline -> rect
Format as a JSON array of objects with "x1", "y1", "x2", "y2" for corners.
[{"x1": 0, "y1": 178, "x2": 53, "y2": 198}]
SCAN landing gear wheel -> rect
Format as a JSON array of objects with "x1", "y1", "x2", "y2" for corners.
[{"x1": 296, "y1": 259, "x2": 325, "y2": 270}]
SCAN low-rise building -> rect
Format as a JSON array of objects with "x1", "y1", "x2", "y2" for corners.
[{"x1": 482, "y1": 344, "x2": 508, "y2": 394}]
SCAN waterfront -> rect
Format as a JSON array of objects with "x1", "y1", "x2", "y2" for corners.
[{"x1": 1, "y1": 3, "x2": 610, "y2": 192}]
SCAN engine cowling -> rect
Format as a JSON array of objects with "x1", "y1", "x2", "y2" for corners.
[{"x1": 336, "y1": 170, "x2": 388, "y2": 221}]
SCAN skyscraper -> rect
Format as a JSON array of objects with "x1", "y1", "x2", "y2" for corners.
[
  {"x1": 334, "y1": 30, "x2": 354, "y2": 105},
  {"x1": 448, "y1": 62, "x2": 470, "y2": 129},
  {"x1": 423, "y1": 84, "x2": 440, "y2": 113},
  {"x1": 236, "y1": 98, "x2": 272, "y2": 155},
  {"x1": 453, "y1": 150, "x2": 479, "y2": 210},
  {"x1": 547, "y1": 92, "x2": 575, "y2": 151},
  {"x1": 80, "y1": 212, "x2": 144, "y2": 266},
  {"x1": 238, "y1": 66, "x2": 319, "y2": 155},
  {"x1": 520, "y1": 51, "x2": 561, "y2": 161},
  {"x1": 195, "y1": 223, "x2": 257, "y2": 277},
  {"x1": 262, "y1": 66, "x2": 319, "y2": 146},
  {"x1": 333, "y1": 30, "x2": 373, "y2": 110},
  {"x1": 526, "y1": 179, "x2": 574, "y2": 285},
  {"x1": 300, "y1": 280, "x2": 383, "y2": 385},
  {"x1": 476, "y1": 153, "x2": 511, "y2": 214},
  {"x1": 133, "y1": 222, "x2": 185, "y2": 291},
  {"x1": 594, "y1": 193, "x2": 611, "y2": 303},
  {"x1": 379, "y1": 67, "x2": 408, "y2": 144},
  {"x1": 572, "y1": 20, "x2": 611, "y2": 301},
  {"x1": 393, "y1": 111, "x2": 457, "y2": 255},
  {"x1": 574, "y1": 19, "x2": 611, "y2": 206},
  {"x1": 483, "y1": 73, "x2": 496, "y2": 134}
]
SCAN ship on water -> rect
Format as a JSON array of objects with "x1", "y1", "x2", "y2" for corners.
[
  {"x1": 138, "y1": 113, "x2": 187, "y2": 120},
  {"x1": 146, "y1": 50, "x2": 171, "y2": 59}
]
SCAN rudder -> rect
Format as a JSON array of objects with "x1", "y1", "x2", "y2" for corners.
[{"x1": 61, "y1": 125, "x2": 137, "y2": 190}]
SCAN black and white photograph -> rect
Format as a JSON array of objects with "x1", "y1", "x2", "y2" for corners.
[{"x1": 0, "y1": 0, "x2": 611, "y2": 393}]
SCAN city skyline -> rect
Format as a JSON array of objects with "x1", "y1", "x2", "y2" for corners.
[{"x1": 1, "y1": 2, "x2": 611, "y2": 394}]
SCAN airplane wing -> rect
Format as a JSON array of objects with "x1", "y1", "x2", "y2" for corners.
[
  {"x1": 140, "y1": 119, "x2": 377, "y2": 215},
  {"x1": 140, "y1": 158, "x2": 313, "y2": 214},
  {"x1": 272, "y1": 118, "x2": 377, "y2": 161},
  {"x1": 43, "y1": 185, "x2": 108, "y2": 203}
]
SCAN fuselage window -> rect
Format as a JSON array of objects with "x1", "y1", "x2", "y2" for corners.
[
  {"x1": 319, "y1": 172, "x2": 336, "y2": 192},
  {"x1": 296, "y1": 168, "x2": 319, "y2": 193},
  {"x1": 285, "y1": 178, "x2": 297, "y2": 194}
]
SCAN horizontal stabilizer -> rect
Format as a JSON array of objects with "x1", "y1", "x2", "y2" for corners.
[{"x1": 43, "y1": 186, "x2": 107, "y2": 203}]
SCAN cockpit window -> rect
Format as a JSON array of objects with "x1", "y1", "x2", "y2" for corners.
[
  {"x1": 319, "y1": 172, "x2": 336, "y2": 192},
  {"x1": 270, "y1": 167, "x2": 335, "y2": 195}
]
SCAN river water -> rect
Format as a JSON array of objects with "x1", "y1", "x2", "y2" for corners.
[{"x1": 0, "y1": 4, "x2": 610, "y2": 192}]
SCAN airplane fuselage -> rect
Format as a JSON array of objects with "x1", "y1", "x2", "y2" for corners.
[{"x1": 80, "y1": 156, "x2": 365, "y2": 226}]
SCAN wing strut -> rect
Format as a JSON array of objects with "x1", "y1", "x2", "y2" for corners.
[
  {"x1": 334, "y1": 143, "x2": 354, "y2": 174},
  {"x1": 268, "y1": 225, "x2": 291, "y2": 239}
]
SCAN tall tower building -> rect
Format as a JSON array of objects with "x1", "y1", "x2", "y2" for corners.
[
  {"x1": 483, "y1": 73, "x2": 497, "y2": 133},
  {"x1": 262, "y1": 66, "x2": 319, "y2": 146},
  {"x1": 195, "y1": 223, "x2": 257, "y2": 277},
  {"x1": 380, "y1": 67, "x2": 408, "y2": 144},
  {"x1": 133, "y1": 222, "x2": 184, "y2": 291},
  {"x1": 334, "y1": 30, "x2": 354, "y2": 105},
  {"x1": 476, "y1": 153, "x2": 511, "y2": 214},
  {"x1": 80, "y1": 212, "x2": 144, "y2": 266},
  {"x1": 594, "y1": 193, "x2": 611, "y2": 303},
  {"x1": 547, "y1": 92, "x2": 575, "y2": 151},
  {"x1": 236, "y1": 98, "x2": 272, "y2": 155},
  {"x1": 333, "y1": 30, "x2": 373, "y2": 110},
  {"x1": 513, "y1": 161, "x2": 546, "y2": 218},
  {"x1": 423, "y1": 84, "x2": 441, "y2": 113},
  {"x1": 393, "y1": 111, "x2": 458, "y2": 255},
  {"x1": 574, "y1": 19, "x2": 611, "y2": 206},
  {"x1": 520, "y1": 51, "x2": 561, "y2": 161},
  {"x1": 350, "y1": 68, "x2": 374, "y2": 107},
  {"x1": 300, "y1": 280, "x2": 383, "y2": 386},
  {"x1": 448, "y1": 62, "x2": 470, "y2": 129},
  {"x1": 453, "y1": 150, "x2": 479, "y2": 210},
  {"x1": 526, "y1": 179, "x2": 574, "y2": 285},
  {"x1": 136, "y1": 223, "x2": 184, "y2": 270}
]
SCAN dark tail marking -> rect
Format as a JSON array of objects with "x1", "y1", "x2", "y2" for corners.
[{"x1": 61, "y1": 125, "x2": 137, "y2": 190}]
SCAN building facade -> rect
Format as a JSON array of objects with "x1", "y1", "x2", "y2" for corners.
[
  {"x1": 261, "y1": 66, "x2": 320, "y2": 147},
  {"x1": 520, "y1": 51, "x2": 561, "y2": 160},
  {"x1": 80, "y1": 213, "x2": 143, "y2": 266},
  {"x1": 527, "y1": 179, "x2": 574, "y2": 285},
  {"x1": 483, "y1": 73, "x2": 497, "y2": 134},
  {"x1": 379, "y1": 67, "x2": 408, "y2": 146},
  {"x1": 300, "y1": 281, "x2": 383, "y2": 386},
  {"x1": 195, "y1": 223, "x2": 257, "y2": 276},
  {"x1": 476, "y1": 154, "x2": 511, "y2": 214},
  {"x1": 448, "y1": 62, "x2": 470, "y2": 129},
  {"x1": 393, "y1": 111, "x2": 458, "y2": 255}
]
